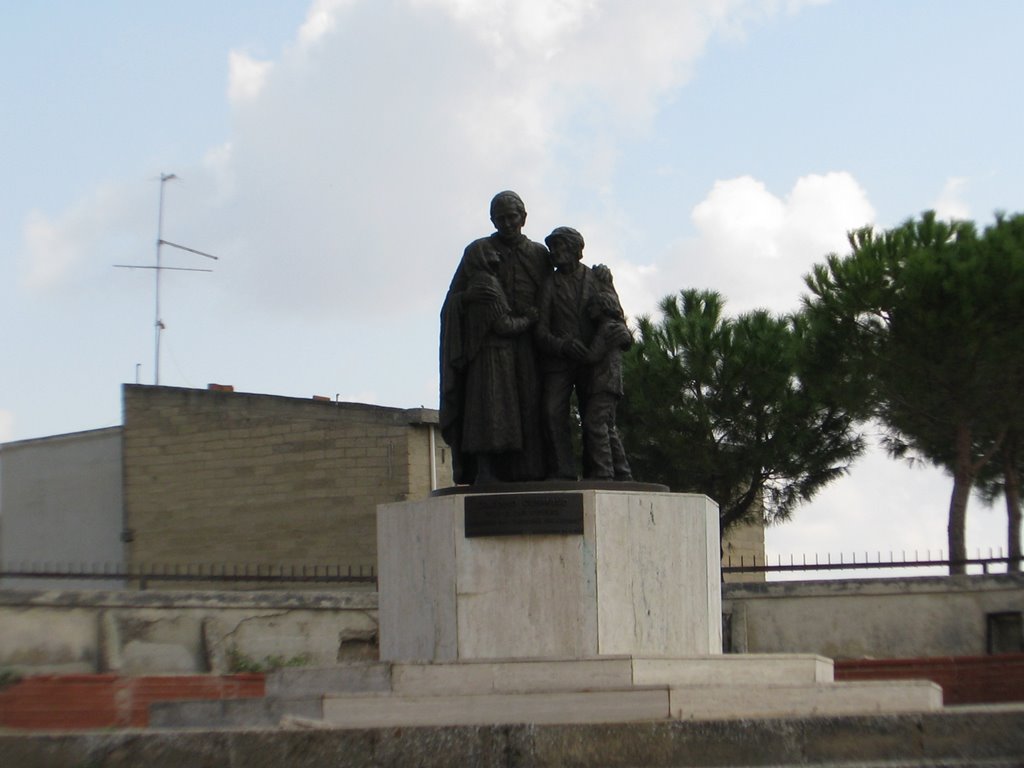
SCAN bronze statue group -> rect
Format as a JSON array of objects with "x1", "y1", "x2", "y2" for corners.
[{"x1": 440, "y1": 191, "x2": 633, "y2": 486}]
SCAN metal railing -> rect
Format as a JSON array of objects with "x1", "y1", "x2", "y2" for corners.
[
  {"x1": 0, "y1": 562, "x2": 376, "y2": 590},
  {"x1": 3, "y1": 550, "x2": 1020, "y2": 589},
  {"x1": 722, "y1": 548, "x2": 1023, "y2": 576}
]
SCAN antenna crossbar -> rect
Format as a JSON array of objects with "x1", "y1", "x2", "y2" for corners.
[
  {"x1": 114, "y1": 265, "x2": 214, "y2": 273},
  {"x1": 114, "y1": 173, "x2": 220, "y2": 385},
  {"x1": 159, "y1": 239, "x2": 219, "y2": 260}
]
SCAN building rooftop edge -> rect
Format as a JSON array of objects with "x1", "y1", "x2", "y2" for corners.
[
  {"x1": 0, "y1": 425, "x2": 122, "y2": 451},
  {"x1": 122, "y1": 383, "x2": 438, "y2": 422}
]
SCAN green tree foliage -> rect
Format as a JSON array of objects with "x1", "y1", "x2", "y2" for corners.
[
  {"x1": 618, "y1": 288, "x2": 863, "y2": 534},
  {"x1": 803, "y1": 211, "x2": 1024, "y2": 573},
  {"x1": 967, "y1": 214, "x2": 1024, "y2": 572}
]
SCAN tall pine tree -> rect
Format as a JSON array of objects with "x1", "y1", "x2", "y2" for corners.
[
  {"x1": 804, "y1": 212, "x2": 1024, "y2": 572},
  {"x1": 619, "y1": 289, "x2": 863, "y2": 534}
]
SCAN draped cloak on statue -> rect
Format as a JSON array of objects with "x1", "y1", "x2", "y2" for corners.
[{"x1": 440, "y1": 232, "x2": 550, "y2": 484}]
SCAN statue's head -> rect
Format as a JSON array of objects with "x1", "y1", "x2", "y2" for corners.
[
  {"x1": 490, "y1": 190, "x2": 526, "y2": 218},
  {"x1": 591, "y1": 263, "x2": 613, "y2": 286},
  {"x1": 490, "y1": 191, "x2": 527, "y2": 243},
  {"x1": 544, "y1": 226, "x2": 585, "y2": 272},
  {"x1": 465, "y1": 244, "x2": 500, "y2": 277},
  {"x1": 588, "y1": 289, "x2": 623, "y2": 322}
]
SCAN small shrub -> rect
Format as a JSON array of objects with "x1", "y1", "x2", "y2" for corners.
[
  {"x1": 226, "y1": 646, "x2": 264, "y2": 673},
  {"x1": 226, "y1": 647, "x2": 313, "y2": 673},
  {"x1": 0, "y1": 668, "x2": 23, "y2": 691}
]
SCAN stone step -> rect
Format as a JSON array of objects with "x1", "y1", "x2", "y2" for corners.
[
  {"x1": 671, "y1": 679, "x2": 943, "y2": 720},
  {"x1": 149, "y1": 656, "x2": 933, "y2": 729},
  {"x1": 266, "y1": 662, "x2": 390, "y2": 697},
  {"x1": 391, "y1": 653, "x2": 833, "y2": 695},
  {"x1": 320, "y1": 678, "x2": 941, "y2": 729},
  {"x1": 151, "y1": 663, "x2": 391, "y2": 728},
  {"x1": 150, "y1": 695, "x2": 323, "y2": 728},
  {"x1": 634, "y1": 654, "x2": 836, "y2": 685},
  {"x1": 321, "y1": 687, "x2": 671, "y2": 728}
]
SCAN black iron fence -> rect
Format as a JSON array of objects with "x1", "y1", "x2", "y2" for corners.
[
  {"x1": 723, "y1": 549, "x2": 1023, "y2": 576},
  {"x1": 0, "y1": 562, "x2": 376, "y2": 590},
  {"x1": 2, "y1": 550, "x2": 1020, "y2": 589}
]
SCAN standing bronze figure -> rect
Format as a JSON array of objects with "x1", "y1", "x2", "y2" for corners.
[{"x1": 440, "y1": 191, "x2": 549, "y2": 484}]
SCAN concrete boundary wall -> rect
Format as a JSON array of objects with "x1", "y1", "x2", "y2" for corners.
[
  {"x1": 723, "y1": 572, "x2": 1024, "y2": 658},
  {"x1": 3, "y1": 573, "x2": 1022, "y2": 675},
  {"x1": 0, "y1": 589, "x2": 377, "y2": 675}
]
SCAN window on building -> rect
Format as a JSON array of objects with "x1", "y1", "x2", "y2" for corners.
[
  {"x1": 987, "y1": 611, "x2": 1024, "y2": 654},
  {"x1": 722, "y1": 611, "x2": 733, "y2": 654}
]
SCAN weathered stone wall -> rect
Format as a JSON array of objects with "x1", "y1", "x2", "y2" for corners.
[
  {"x1": 6, "y1": 574, "x2": 1021, "y2": 675},
  {"x1": 122, "y1": 385, "x2": 451, "y2": 570},
  {"x1": 0, "y1": 589, "x2": 377, "y2": 675},
  {"x1": 723, "y1": 572, "x2": 1024, "y2": 658}
]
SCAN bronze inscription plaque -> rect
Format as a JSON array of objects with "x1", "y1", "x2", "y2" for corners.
[{"x1": 464, "y1": 493, "x2": 584, "y2": 537}]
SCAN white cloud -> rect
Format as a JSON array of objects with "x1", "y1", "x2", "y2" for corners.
[
  {"x1": 20, "y1": 184, "x2": 149, "y2": 293},
  {"x1": 22, "y1": 210, "x2": 79, "y2": 291},
  {"x1": 657, "y1": 171, "x2": 875, "y2": 315},
  {"x1": 693, "y1": 176, "x2": 787, "y2": 260},
  {"x1": 18, "y1": 0, "x2": 836, "y2": 327},
  {"x1": 228, "y1": 51, "x2": 273, "y2": 104},
  {"x1": 298, "y1": 0, "x2": 358, "y2": 46},
  {"x1": 169, "y1": 0, "x2": 816, "y2": 323},
  {"x1": 764, "y1": 428, "x2": 1012, "y2": 580},
  {"x1": 933, "y1": 176, "x2": 971, "y2": 221},
  {"x1": 766, "y1": 434, "x2": 950, "y2": 556}
]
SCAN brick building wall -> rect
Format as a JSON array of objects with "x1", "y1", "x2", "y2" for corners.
[{"x1": 122, "y1": 385, "x2": 450, "y2": 570}]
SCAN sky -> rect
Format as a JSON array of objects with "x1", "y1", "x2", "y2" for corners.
[{"x1": 3, "y1": 0, "x2": 1023, "y2": 578}]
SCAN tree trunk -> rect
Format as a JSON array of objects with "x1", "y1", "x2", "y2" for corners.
[
  {"x1": 947, "y1": 422, "x2": 974, "y2": 575},
  {"x1": 1004, "y1": 438, "x2": 1022, "y2": 573},
  {"x1": 947, "y1": 473, "x2": 972, "y2": 574}
]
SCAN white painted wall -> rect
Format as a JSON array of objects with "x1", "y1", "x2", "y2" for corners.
[{"x1": 0, "y1": 427, "x2": 124, "y2": 588}]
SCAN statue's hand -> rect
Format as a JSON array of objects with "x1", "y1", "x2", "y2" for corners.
[
  {"x1": 610, "y1": 326, "x2": 633, "y2": 349},
  {"x1": 565, "y1": 339, "x2": 590, "y2": 363}
]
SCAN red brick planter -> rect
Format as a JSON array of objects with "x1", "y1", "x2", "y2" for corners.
[
  {"x1": 836, "y1": 653, "x2": 1024, "y2": 705},
  {"x1": 0, "y1": 673, "x2": 264, "y2": 730}
]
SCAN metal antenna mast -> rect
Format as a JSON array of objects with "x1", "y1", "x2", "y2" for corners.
[{"x1": 115, "y1": 173, "x2": 219, "y2": 385}]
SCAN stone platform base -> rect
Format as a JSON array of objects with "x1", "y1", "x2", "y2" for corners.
[
  {"x1": 378, "y1": 490, "x2": 722, "y2": 661},
  {"x1": 149, "y1": 654, "x2": 942, "y2": 731},
  {"x1": 315, "y1": 655, "x2": 941, "y2": 728}
]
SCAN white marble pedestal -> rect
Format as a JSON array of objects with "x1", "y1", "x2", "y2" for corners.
[{"x1": 377, "y1": 489, "x2": 722, "y2": 662}]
